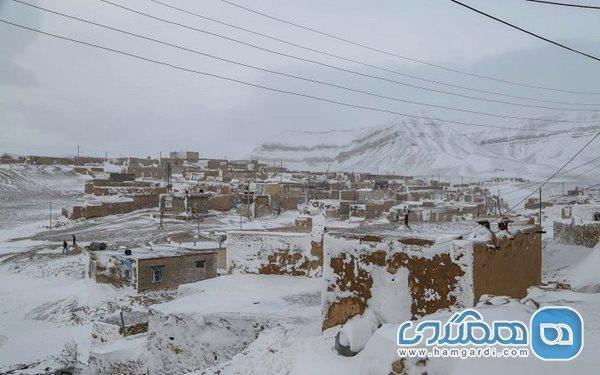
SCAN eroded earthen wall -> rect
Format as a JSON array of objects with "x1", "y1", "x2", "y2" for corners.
[
  {"x1": 472, "y1": 228, "x2": 541, "y2": 301},
  {"x1": 225, "y1": 231, "x2": 323, "y2": 277},
  {"x1": 322, "y1": 233, "x2": 473, "y2": 330}
]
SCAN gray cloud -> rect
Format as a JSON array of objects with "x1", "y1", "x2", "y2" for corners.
[{"x1": 1, "y1": 0, "x2": 599, "y2": 158}]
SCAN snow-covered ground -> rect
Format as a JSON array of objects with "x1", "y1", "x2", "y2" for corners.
[{"x1": 2, "y1": 165, "x2": 600, "y2": 373}]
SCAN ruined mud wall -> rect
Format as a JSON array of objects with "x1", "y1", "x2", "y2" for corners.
[
  {"x1": 89, "y1": 252, "x2": 130, "y2": 288},
  {"x1": 322, "y1": 233, "x2": 474, "y2": 330},
  {"x1": 472, "y1": 228, "x2": 541, "y2": 301},
  {"x1": 225, "y1": 231, "x2": 323, "y2": 277},
  {"x1": 554, "y1": 221, "x2": 600, "y2": 247}
]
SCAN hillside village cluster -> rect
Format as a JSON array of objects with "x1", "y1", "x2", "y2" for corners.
[{"x1": 2, "y1": 152, "x2": 600, "y2": 374}]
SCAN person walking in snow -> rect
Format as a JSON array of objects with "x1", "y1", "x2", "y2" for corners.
[
  {"x1": 72, "y1": 234, "x2": 77, "y2": 248},
  {"x1": 62, "y1": 240, "x2": 68, "y2": 254}
]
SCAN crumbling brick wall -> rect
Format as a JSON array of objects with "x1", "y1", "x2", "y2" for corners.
[{"x1": 225, "y1": 231, "x2": 323, "y2": 277}]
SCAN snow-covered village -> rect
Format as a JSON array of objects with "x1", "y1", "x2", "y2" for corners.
[{"x1": 2, "y1": 0, "x2": 600, "y2": 374}]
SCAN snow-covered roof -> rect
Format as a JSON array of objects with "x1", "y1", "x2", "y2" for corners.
[
  {"x1": 151, "y1": 274, "x2": 321, "y2": 318},
  {"x1": 96, "y1": 243, "x2": 218, "y2": 260}
]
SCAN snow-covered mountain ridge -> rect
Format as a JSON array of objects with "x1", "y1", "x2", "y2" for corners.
[{"x1": 251, "y1": 113, "x2": 600, "y2": 178}]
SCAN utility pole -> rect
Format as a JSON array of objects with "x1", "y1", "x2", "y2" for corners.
[
  {"x1": 562, "y1": 182, "x2": 565, "y2": 196},
  {"x1": 105, "y1": 151, "x2": 108, "y2": 162},
  {"x1": 49, "y1": 201, "x2": 52, "y2": 229},
  {"x1": 280, "y1": 160, "x2": 283, "y2": 184},
  {"x1": 495, "y1": 195, "x2": 502, "y2": 216},
  {"x1": 77, "y1": 145, "x2": 80, "y2": 166},
  {"x1": 539, "y1": 188, "x2": 543, "y2": 226}
]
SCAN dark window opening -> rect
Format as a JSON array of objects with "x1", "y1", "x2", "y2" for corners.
[
  {"x1": 195, "y1": 260, "x2": 206, "y2": 268},
  {"x1": 151, "y1": 265, "x2": 165, "y2": 283}
]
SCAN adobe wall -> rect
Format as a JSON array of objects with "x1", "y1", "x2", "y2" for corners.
[
  {"x1": 208, "y1": 194, "x2": 233, "y2": 211},
  {"x1": 322, "y1": 233, "x2": 473, "y2": 330},
  {"x1": 554, "y1": 221, "x2": 600, "y2": 247},
  {"x1": 137, "y1": 252, "x2": 217, "y2": 292},
  {"x1": 67, "y1": 194, "x2": 160, "y2": 219},
  {"x1": 89, "y1": 252, "x2": 127, "y2": 288},
  {"x1": 472, "y1": 228, "x2": 541, "y2": 301},
  {"x1": 125, "y1": 166, "x2": 165, "y2": 179},
  {"x1": 278, "y1": 195, "x2": 300, "y2": 210},
  {"x1": 225, "y1": 231, "x2": 323, "y2": 277},
  {"x1": 322, "y1": 226, "x2": 542, "y2": 330}
]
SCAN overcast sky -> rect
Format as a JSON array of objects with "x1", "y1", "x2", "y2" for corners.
[{"x1": 1, "y1": 0, "x2": 600, "y2": 159}]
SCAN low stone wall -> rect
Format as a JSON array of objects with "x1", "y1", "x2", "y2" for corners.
[
  {"x1": 226, "y1": 231, "x2": 323, "y2": 277},
  {"x1": 554, "y1": 221, "x2": 600, "y2": 247}
]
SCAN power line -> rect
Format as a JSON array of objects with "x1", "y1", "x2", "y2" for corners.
[
  {"x1": 525, "y1": 0, "x2": 600, "y2": 10},
  {"x1": 498, "y1": 154, "x2": 600, "y2": 197},
  {"x1": 221, "y1": 0, "x2": 600, "y2": 95},
  {"x1": 15, "y1": 1, "x2": 596, "y2": 125},
  {"x1": 501, "y1": 130, "x2": 600, "y2": 213},
  {"x1": 98, "y1": 0, "x2": 600, "y2": 115},
  {"x1": 436, "y1": 130, "x2": 600, "y2": 244},
  {"x1": 0, "y1": 18, "x2": 575, "y2": 134},
  {"x1": 448, "y1": 0, "x2": 600, "y2": 63},
  {"x1": 149, "y1": 0, "x2": 600, "y2": 109}
]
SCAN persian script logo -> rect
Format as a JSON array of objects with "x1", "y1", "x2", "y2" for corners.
[{"x1": 397, "y1": 307, "x2": 583, "y2": 361}]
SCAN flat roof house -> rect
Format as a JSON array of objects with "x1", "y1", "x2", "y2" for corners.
[{"x1": 88, "y1": 245, "x2": 217, "y2": 292}]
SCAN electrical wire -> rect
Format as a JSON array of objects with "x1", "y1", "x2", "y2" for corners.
[
  {"x1": 448, "y1": 0, "x2": 600, "y2": 63},
  {"x1": 524, "y1": 0, "x2": 600, "y2": 10},
  {"x1": 14, "y1": 0, "x2": 597, "y2": 124},
  {"x1": 0, "y1": 18, "x2": 576, "y2": 134},
  {"x1": 94, "y1": 0, "x2": 600, "y2": 117},
  {"x1": 221, "y1": 0, "x2": 600, "y2": 95},
  {"x1": 147, "y1": 0, "x2": 600, "y2": 108}
]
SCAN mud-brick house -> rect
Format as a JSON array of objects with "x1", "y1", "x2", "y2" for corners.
[
  {"x1": 159, "y1": 192, "x2": 209, "y2": 218},
  {"x1": 322, "y1": 221, "x2": 541, "y2": 331},
  {"x1": 88, "y1": 246, "x2": 217, "y2": 292}
]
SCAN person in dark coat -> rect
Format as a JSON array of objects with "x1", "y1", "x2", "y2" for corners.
[
  {"x1": 63, "y1": 240, "x2": 68, "y2": 254},
  {"x1": 72, "y1": 234, "x2": 77, "y2": 247}
]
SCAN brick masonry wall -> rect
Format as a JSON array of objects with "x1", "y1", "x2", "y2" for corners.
[{"x1": 137, "y1": 252, "x2": 217, "y2": 292}]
